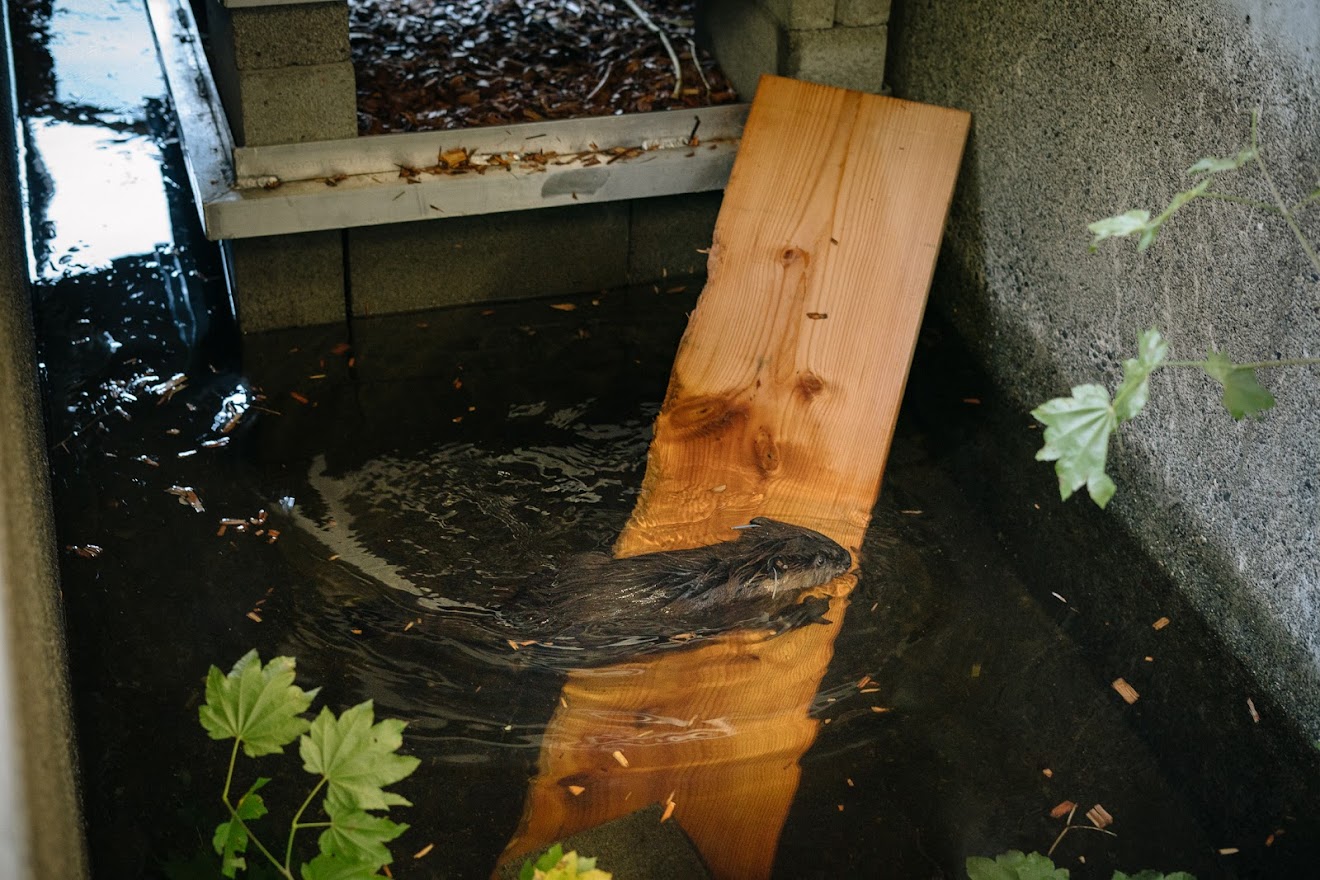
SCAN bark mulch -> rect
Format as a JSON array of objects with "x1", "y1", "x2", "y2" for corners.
[{"x1": 350, "y1": 0, "x2": 741, "y2": 135}]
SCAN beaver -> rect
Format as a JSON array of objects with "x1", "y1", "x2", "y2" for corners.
[{"x1": 497, "y1": 517, "x2": 852, "y2": 653}]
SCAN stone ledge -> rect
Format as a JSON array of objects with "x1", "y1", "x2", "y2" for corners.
[
  {"x1": 211, "y1": 60, "x2": 358, "y2": 146},
  {"x1": 224, "y1": 229, "x2": 346, "y2": 332}
]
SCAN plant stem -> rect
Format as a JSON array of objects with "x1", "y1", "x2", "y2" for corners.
[
  {"x1": 1202, "y1": 190, "x2": 1278, "y2": 212},
  {"x1": 1164, "y1": 357, "x2": 1320, "y2": 370},
  {"x1": 221, "y1": 740, "x2": 292, "y2": 879},
  {"x1": 285, "y1": 776, "x2": 329, "y2": 872},
  {"x1": 1250, "y1": 111, "x2": 1320, "y2": 275}
]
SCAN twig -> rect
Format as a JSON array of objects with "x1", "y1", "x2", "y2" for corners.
[
  {"x1": 1045, "y1": 804, "x2": 1118, "y2": 858},
  {"x1": 585, "y1": 61, "x2": 614, "y2": 101},
  {"x1": 620, "y1": 0, "x2": 682, "y2": 98},
  {"x1": 686, "y1": 38, "x2": 711, "y2": 94},
  {"x1": 1249, "y1": 111, "x2": 1320, "y2": 275}
]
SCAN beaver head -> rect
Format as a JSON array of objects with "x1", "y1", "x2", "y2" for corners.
[{"x1": 696, "y1": 516, "x2": 852, "y2": 611}]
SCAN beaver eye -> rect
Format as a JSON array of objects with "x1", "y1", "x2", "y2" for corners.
[{"x1": 813, "y1": 553, "x2": 825, "y2": 567}]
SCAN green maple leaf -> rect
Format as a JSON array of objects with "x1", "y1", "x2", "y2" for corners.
[
  {"x1": 212, "y1": 778, "x2": 269, "y2": 877},
  {"x1": 966, "y1": 850, "x2": 1069, "y2": 880},
  {"x1": 1032, "y1": 384, "x2": 1119, "y2": 508},
  {"x1": 1203, "y1": 350, "x2": 1275, "y2": 419},
  {"x1": 300, "y1": 701, "x2": 420, "y2": 812},
  {"x1": 300, "y1": 852, "x2": 387, "y2": 880},
  {"x1": 317, "y1": 796, "x2": 409, "y2": 869},
  {"x1": 1113, "y1": 328, "x2": 1169, "y2": 420},
  {"x1": 199, "y1": 650, "x2": 319, "y2": 757}
]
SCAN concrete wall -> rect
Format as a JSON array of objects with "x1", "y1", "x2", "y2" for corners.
[
  {"x1": 0, "y1": 13, "x2": 89, "y2": 877},
  {"x1": 887, "y1": 0, "x2": 1320, "y2": 735},
  {"x1": 701, "y1": 0, "x2": 890, "y2": 98}
]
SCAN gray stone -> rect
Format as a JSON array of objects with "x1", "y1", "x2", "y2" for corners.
[
  {"x1": 786, "y1": 25, "x2": 888, "y2": 93},
  {"x1": 348, "y1": 203, "x2": 631, "y2": 316},
  {"x1": 212, "y1": 60, "x2": 357, "y2": 146},
  {"x1": 699, "y1": 0, "x2": 785, "y2": 100},
  {"x1": 0, "y1": 28, "x2": 87, "y2": 876},
  {"x1": 760, "y1": 0, "x2": 835, "y2": 30},
  {"x1": 497, "y1": 805, "x2": 711, "y2": 879},
  {"x1": 224, "y1": 230, "x2": 347, "y2": 332},
  {"x1": 835, "y1": 0, "x2": 891, "y2": 27},
  {"x1": 206, "y1": 0, "x2": 349, "y2": 70},
  {"x1": 629, "y1": 191, "x2": 724, "y2": 283},
  {"x1": 888, "y1": 0, "x2": 1320, "y2": 736}
]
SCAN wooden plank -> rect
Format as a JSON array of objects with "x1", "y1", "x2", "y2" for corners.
[{"x1": 501, "y1": 76, "x2": 969, "y2": 879}]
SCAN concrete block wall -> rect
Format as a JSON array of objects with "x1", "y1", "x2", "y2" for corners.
[
  {"x1": 887, "y1": 0, "x2": 1320, "y2": 737},
  {"x1": 204, "y1": 0, "x2": 356, "y2": 147},
  {"x1": 701, "y1": 0, "x2": 890, "y2": 97}
]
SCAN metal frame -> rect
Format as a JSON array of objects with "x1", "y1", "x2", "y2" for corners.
[{"x1": 145, "y1": 0, "x2": 746, "y2": 241}]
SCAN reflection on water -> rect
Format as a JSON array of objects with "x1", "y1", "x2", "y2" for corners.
[{"x1": 25, "y1": 118, "x2": 173, "y2": 278}]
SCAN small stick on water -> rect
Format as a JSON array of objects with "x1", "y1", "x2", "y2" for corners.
[
  {"x1": 1046, "y1": 804, "x2": 1118, "y2": 857},
  {"x1": 586, "y1": 61, "x2": 615, "y2": 101},
  {"x1": 620, "y1": 0, "x2": 683, "y2": 98},
  {"x1": 686, "y1": 38, "x2": 711, "y2": 94}
]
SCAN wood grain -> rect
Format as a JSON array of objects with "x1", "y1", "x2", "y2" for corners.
[{"x1": 501, "y1": 76, "x2": 969, "y2": 878}]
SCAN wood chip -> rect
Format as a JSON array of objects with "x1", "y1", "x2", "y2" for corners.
[
  {"x1": 413, "y1": 843, "x2": 435, "y2": 859},
  {"x1": 1247, "y1": 698, "x2": 1260, "y2": 723},
  {"x1": 550, "y1": 302, "x2": 577, "y2": 311},
  {"x1": 1041, "y1": 768, "x2": 1053, "y2": 778},
  {"x1": 612, "y1": 750, "x2": 629, "y2": 768},
  {"x1": 1152, "y1": 616, "x2": 1170, "y2": 630},
  {"x1": 289, "y1": 391, "x2": 310, "y2": 404},
  {"x1": 567, "y1": 785, "x2": 586, "y2": 796},
  {"x1": 1085, "y1": 804, "x2": 1113, "y2": 829},
  {"x1": 1217, "y1": 847, "x2": 1239, "y2": 855},
  {"x1": 661, "y1": 791, "x2": 676, "y2": 822},
  {"x1": 1049, "y1": 800, "x2": 1076, "y2": 819},
  {"x1": 246, "y1": 612, "x2": 262, "y2": 623},
  {"x1": 869, "y1": 706, "x2": 890, "y2": 713},
  {"x1": 1112, "y1": 677, "x2": 1139, "y2": 704}
]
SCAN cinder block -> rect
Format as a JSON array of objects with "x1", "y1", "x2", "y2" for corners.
[
  {"x1": 206, "y1": 0, "x2": 349, "y2": 69},
  {"x1": 224, "y1": 230, "x2": 347, "y2": 332},
  {"x1": 786, "y1": 25, "x2": 888, "y2": 93},
  {"x1": 699, "y1": 0, "x2": 785, "y2": 100},
  {"x1": 213, "y1": 60, "x2": 357, "y2": 146},
  {"x1": 760, "y1": 0, "x2": 834, "y2": 30},
  {"x1": 629, "y1": 191, "x2": 723, "y2": 283},
  {"x1": 348, "y1": 203, "x2": 631, "y2": 316},
  {"x1": 835, "y1": 0, "x2": 891, "y2": 27}
]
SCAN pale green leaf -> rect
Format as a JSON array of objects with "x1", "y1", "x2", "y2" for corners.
[
  {"x1": 212, "y1": 778, "x2": 269, "y2": 878},
  {"x1": 199, "y1": 650, "x2": 319, "y2": 757},
  {"x1": 1203, "y1": 351, "x2": 1275, "y2": 419},
  {"x1": 1186, "y1": 145, "x2": 1256, "y2": 175},
  {"x1": 521, "y1": 847, "x2": 612, "y2": 880},
  {"x1": 966, "y1": 850, "x2": 1068, "y2": 880},
  {"x1": 1032, "y1": 384, "x2": 1119, "y2": 507},
  {"x1": 1088, "y1": 210, "x2": 1151, "y2": 251},
  {"x1": 317, "y1": 797, "x2": 409, "y2": 869},
  {"x1": 300, "y1": 701, "x2": 420, "y2": 812},
  {"x1": 1113, "y1": 328, "x2": 1169, "y2": 421}
]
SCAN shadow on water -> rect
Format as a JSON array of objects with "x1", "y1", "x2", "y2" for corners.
[{"x1": 8, "y1": 1, "x2": 1320, "y2": 879}]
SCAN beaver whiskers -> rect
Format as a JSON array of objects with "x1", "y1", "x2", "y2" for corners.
[{"x1": 500, "y1": 517, "x2": 852, "y2": 649}]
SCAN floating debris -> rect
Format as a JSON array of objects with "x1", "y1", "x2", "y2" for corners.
[
  {"x1": 1111, "y1": 678, "x2": 1139, "y2": 704},
  {"x1": 66, "y1": 544, "x2": 103, "y2": 558},
  {"x1": 165, "y1": 485, "x2": 204, "y2": 513}
]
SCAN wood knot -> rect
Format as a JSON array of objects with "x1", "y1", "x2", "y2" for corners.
[
  {"x1": 795, "y1": 371, "x2": 826, "y2": 401},
  {"x1": 753, "y1": 427, "x2": 780, "y2": 475},
  {"x1": 666, "y1": 395, "x2": 745, "y2": 438},
  {"x1": 779, "y1": 246, "x2": 807, "y2": 266}
]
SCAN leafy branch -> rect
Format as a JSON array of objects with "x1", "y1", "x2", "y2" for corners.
[
  {"x1": 966, "y1": 849, "x2": 1194, "y2": 880},
  {"x1": 1035, "y1": 114, "x2": 1320, "y2": 506},
  {"x1": 199, "y1": 650, "x2": 419, "y2": 880}
]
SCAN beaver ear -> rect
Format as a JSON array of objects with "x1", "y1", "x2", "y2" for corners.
[{"x1": 747, "y1": 516, "x2": 775, "y2": 528}]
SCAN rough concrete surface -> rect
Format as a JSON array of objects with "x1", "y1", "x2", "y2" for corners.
[
  {"x1": 205, "y1": 0, "x2": 349, "y2": 70},
  {"x1": 628, "y1": 191, "x2": 723, "y2": 283},
  {"x1": 347, "y1": 203, "x2": 631, "y2": 316},
  {"x1": 787, "y1": 23, "x2": 888, "y2": 93},
  {"x1": 224, "y1": 229, "x2": 347, "y2": 332},
  {"x1": 0, "y1": 20, "x2": 89, "y2": 878},
  {"x1": 888, "y1": 0, "x2": 1320, "y2": 736},
  {"x1": 835, "y1": 0, "x2": 891, "y2": 28}
]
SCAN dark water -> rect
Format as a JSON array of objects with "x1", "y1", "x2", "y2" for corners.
[{"x1": 8, "y1": 1, "x2": 1320, "y2": 878}]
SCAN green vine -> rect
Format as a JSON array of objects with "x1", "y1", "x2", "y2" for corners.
[{"x1": 1034, "y1": 113, "x2": 1320, "y2": 506}]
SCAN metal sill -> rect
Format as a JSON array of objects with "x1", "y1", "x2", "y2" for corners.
[{"x1": 145, "y1": 0, "x2": 746, "y2": 241}]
